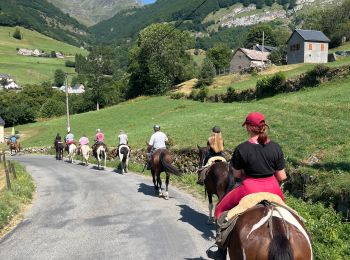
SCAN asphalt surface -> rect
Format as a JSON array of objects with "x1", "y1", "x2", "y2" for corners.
[{"x1": 0, "y1": 155, "x2": 215, "y2": 260}]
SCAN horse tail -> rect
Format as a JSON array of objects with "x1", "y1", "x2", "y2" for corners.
[
  {"x1": 268, "y1": 234, "x2": 293, "y2": 260},
  {"x1": 160, "y1": 151, "x2": 181, "y2": 176}
]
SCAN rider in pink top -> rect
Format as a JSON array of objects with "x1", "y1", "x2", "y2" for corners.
[
  {"x1": 95, "y1": 129, "x2": 105, "y2": 142},
  {"x1": 79, "y1": 136, "x2": 89, "y2": 147}
]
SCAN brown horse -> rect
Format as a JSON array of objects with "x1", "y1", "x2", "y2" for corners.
[
  {"x1": 7, "y1": 140, "x2": 20, "y2": 155},
  {"x1": 226, "y1": 203, "x2": 312, "y2": 260},
  {"x1": 150, "y1": 149, "x2": 181, "y2": 200},
  {"x1": 197, "y1": 145, "x2": 233, "y2": 223}
]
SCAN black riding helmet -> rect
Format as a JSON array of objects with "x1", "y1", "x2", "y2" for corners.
[
  {"x1": 154, "y1": 124, "x2": 160, "y2": 131},
  {"x1": 212, "y1": 126, "x2": 221, "y2": 133}
]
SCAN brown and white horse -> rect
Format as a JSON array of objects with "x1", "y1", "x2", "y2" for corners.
[
  {"x1": 118, "y1": 145, "x2": 130, "y2": 174},
  {"x1": 227, "y1": 203, "x2": 313, "y2": 260},
  {"x1": 7, "y1": 140, "x2": 20, "y2": 155},
  {"x1": 197, "y1": 145, "x2": 233, "y2": 223},
  {"x1": 94, "y1": 144, "x2": 107, "y2": 169},
  {"x1": 150, "y1": 149, "x2": 181, "y2": 200}
]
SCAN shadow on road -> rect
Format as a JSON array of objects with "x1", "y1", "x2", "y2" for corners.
[
  {"x1": 138, "y1": 183, "x2": 155, "y2": 197},
  {"x1": 177, "y1": 204, "x2": 215, "y2": 240}
]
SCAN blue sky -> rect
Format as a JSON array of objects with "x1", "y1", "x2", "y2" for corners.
[{"x1": 143, "y1": 0, "x2": 156, "y2": 4}]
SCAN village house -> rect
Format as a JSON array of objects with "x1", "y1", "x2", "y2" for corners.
[
  {"x1": 255, "y1": 44, "x2": 276, "y2": 53},
  {"x1": 287, "y1": 29, "x2": 330, "y2": 64},
  {"x1": 17, "y1": 48, "x2": 34, "y2": 56},
  {"x1": 230, "y1": 48, "x2": 270, "y2": 73},
  {"x1": 0, "y1": 73, "x2": 21, "y2": 91},
  {"x1": 55, "y1": 52, "x2": 64, "y2": 59},
  {"x1": 59, "y1": 84, "x2": 85, "y2": 94},
  {"x1": 0, "y1": 116, "x2": 5, "y2": 143}
]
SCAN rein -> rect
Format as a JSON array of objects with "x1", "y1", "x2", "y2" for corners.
[{"x1": 265, "y1": 203, "x2": 290, "y2": 240}]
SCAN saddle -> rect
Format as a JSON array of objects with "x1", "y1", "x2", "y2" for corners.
[
  {"x1": 215, "y1": 192, "x2": 301, "y2": 249},
  {"x1": 198, "y1": 156, "x2": 227, "y2": 185}
]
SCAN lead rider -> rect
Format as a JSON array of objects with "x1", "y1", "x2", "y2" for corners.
[{"x1": 146, "y1": 125, "x2": 168, "y2": 169}]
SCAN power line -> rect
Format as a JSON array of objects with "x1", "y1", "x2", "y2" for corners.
[{"x1": 158, "y1": 0, "x2": 210, "y2": 44}]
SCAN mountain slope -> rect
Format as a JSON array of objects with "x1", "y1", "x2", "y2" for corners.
[
  {"x1": 0, "y1": 0, "x2": 89, "y2": 46},
  {"x1": 0, "y1": 26, "x2": 87, "y2": 85},
  {"x1": 90, "y1": 0, "x2": 336, "y2": 44},
  {"x1": 47, "y1": 0, "x2": 142, "y2": 26}
]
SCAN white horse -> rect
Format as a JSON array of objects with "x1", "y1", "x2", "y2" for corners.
[
  {"x1": 68, "y1": 143, "x2": 77, "y2": 163},
  {"x1": 96, "y1": 145, "x2": 107, "y2": 169},
  {"x1": 81, "y1": 144, "x2": 90, "y2": 165},
  {"x1": 118, "y1": 145, "x2": 130, "y2": 174}
]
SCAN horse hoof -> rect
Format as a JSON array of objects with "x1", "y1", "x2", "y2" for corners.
[{"x1": 207, "y1": 218, "x2": 215, "y2": 225}]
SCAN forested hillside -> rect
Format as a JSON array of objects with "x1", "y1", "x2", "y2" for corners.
[
  {"x1": 90, "y1": 0, "x2": 324, "y2": 44},
  {"x1": 0, "y1": 0, "x2": 89, "y2": 46}
]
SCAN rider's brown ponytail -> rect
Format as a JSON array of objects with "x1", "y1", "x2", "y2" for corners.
[{"x1": 247, "y1": 123, "x2": 269, "y2": 145}]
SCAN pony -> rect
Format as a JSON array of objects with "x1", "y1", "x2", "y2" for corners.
[
  {"x1": 54, "y1": 141, "x2": 64, "y2": 160},
  {"x1": 118, "y1": 145, "x2": 130, "y2": 174},
  {"x1": 67, "y1": 143, "x2": 77, "y2": 163},
  {"x1": 80, "y1": 144, "x2": 90, "y2": 166},
  {"x1": 94, "y1": 143, "x2": 107, "y2": 169},
  {"x1": 227, "y1": 203, "x2": 313, "y2": 260},
  {"x1": 149, "y1": 149, "x2": 181, "y2": 200},
  {"x1": 197, "y1": 145, "x2": 233, "y2": 224},
  {"x1": 7, "y1": 140, "x2": 20, "y2": 155}
]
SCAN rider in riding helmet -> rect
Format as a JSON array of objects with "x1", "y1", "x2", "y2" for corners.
[
  {"x1": 203, "y1": 126, "x2": 225, "y2": 166},
  {"x1": 206, "y1": 112, "x2": 287, "y2": 260},
  {"x1": 95, "y1": 129, "x2": 105, "y2": 143},
  {"x1": 116, "y1": 130, "x2": 128, "y2": 156},
  {"x1": 79, "y1": 135, "x2": 89, "y2": 148},
  {"x1": 65, "y1": 131, "x2": 74, "y2": 145},
  {"x1": 146, "y1": 125, "x2": 168, "y2": 169},
  {"x1": 54, "y1": 133, "x2": 62, "y2": 146},
  {"x1": 10, "y1": 135, "x2": 17, "y2": 144}
]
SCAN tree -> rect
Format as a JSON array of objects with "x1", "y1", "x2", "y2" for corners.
[
  {"x1": 40, "y1": 99, "x2": 65, "y2": 118},
  {"x1": 127, "y1": 23, "x2": 194, "y2": 97},
  {"x1": 12, "y1": 27, "x2": 22, "y2": 40},
  {"x1": 54, "y1": 69, "x2": 65, "y2": 87},
  {"x1": 206, "y1": 44, "x2": 232, "y2": 71},
  {"x1": 269, "y1": 46, "x2": 287, "y2": 65},
  {"x1": 196, "y1": 57, "x2": 216, "y2": 87},
  {"x1": 244, "y1": 24, "x2": 277, "y2": 49}
]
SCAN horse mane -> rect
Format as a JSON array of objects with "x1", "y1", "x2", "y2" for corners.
[
  {"x1": 159, "y1": 150, "x2": 181, "y2": 176},
  {"x1": 268, "y1": 234, "x2": 294, "y2": 260}
]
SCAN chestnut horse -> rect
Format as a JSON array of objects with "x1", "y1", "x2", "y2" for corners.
[
  {"x1": 227, "y1": 203, "x2": 312, "y2": 260},
  {"x1": 7, "y1": 140, "x2": 20, "y2": 155},
  {"x1": 197, "y1": 145, "x2": 233, "y2": 223},
  {"x1": 150, "y1": 149, "x2": 181, "y2": 200}
]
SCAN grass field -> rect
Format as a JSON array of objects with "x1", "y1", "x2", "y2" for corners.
[
  {"x1": 7, "y1": 76, "x2": 350, "y2": 169},
  {"x1": 0, "y1": 26, "x2": 87, "y2": 85}
]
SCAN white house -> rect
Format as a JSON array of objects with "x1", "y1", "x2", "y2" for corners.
[
  {"x1": 4, "y1": 81, "x2": 21, "y2": 90},
  {"x1": 230, "y1": 48, "x2": 270, "y2": 73},
  {"x1": 18, "y1": 48, "x2": 33, "y2": 56},
  {"x1": 33, "y1": 49, "x2": 41, "y2": 56},
  {"x1": 59, "y1": 84, "x2": 85, "y2": 94},
  {"x1": 56, "y1": 52, "x2": 64, "y2": 59}
]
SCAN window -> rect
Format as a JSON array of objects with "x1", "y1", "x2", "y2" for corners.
[
  {"x1": 308, "y1": 43, "x2": 313, "y2": 50},
  {"x1": 296, "y1": 44, "x2": 300, "y2": 50},
  {"x1": 321, "y1": 44, "x2": 325, "y2": 51}
]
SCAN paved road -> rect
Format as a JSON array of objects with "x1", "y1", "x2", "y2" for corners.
[{"x1": 0, "y1": 155, "x2": 215, "y2": 260}]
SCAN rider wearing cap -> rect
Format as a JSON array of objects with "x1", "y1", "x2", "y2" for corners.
[
  {"x1": 207, "y1": 112, "x2": 287, "y2": 260},
  {"x1": 147, "y1": 125, "x2": 168, "y2": 152},
  {"x1": 203, "y1": 126, "x2": 225, "y2": 166},
  {"x1": 95, "y1": 129, "x2": 105, "y2": 143}
]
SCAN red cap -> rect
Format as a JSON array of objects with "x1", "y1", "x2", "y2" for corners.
[{"x1": 242, "y1": 112, "x2": 265, "y2": 126}]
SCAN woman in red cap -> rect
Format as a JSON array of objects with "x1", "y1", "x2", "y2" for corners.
[
  {"x1": 215, "y1": 111, "x2": 286, "y2": 219},
  {"x1": 207, "y1": 111, "x2": 287, "y2": 260}
]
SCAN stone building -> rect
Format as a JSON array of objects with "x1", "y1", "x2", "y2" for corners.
[
  {"x1": 287, "y1": 29, "x2": 330, "y2": 64},
  {"x1": 230, "y1": 48, "x2": 270, "y2": 73}
]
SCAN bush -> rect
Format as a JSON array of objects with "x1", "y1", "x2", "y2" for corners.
[
  {"x1": 196, "y1": 57, "x2": 215, "y2": 87},
  {"x1": 302, "y1": 64, "x2": 330, "y2": 87},
  {"x1": 40, "y1": 99, "x2": 65, "y2": 118},
  {"x1": 196, "y1": 87, "x2": 209, "y2": 102},
  {"x1": 65, "y1": 60, "x2": 76, "y2": 68},
  {"x1": 12, "y1": 27, "x2": 22, "y2": 40},
  {"x1": 286, "y1": 195, "x2": 350, "y2": 259},
  {"x1": 256, "y1": 72, "x2": 286, "y2": 98},
  {"x1": 225, "y1": 86, "x2": 236, "y2": 102},
  {"x1": 170, "y1": 92, "x2": 185, "y2": 99}
]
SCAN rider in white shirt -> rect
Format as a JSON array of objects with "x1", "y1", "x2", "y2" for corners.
[
  {"x1": 148, "y1": 125, "x2": 168, "y2": 151},
  {"x1": 118, "y1": 130, "x2": 128, "y2": 145}
]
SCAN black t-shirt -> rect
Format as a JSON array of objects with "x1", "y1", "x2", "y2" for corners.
[{"x1": 231, "y1": 141, "x2": 285, "y2": 178}]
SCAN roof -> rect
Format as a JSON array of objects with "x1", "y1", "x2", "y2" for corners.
[
  {"x1": 288, "y1": 29, "x2": 331, "y2": 43},
  {"x1": 255, "y1": 45, "x2": 276, "y2": 52},
  {"x1": 0, "y1": 116, "x2": 5, "y2": 126},
  {"x1": 238, "y1": 48, "x2": 269, "y2": 61}
]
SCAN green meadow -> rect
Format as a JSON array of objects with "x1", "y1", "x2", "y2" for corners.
[
  {"x1": 0, "y1": 26, "x2": 87, "y2": 85},
  {"x1": 10, "y1": 76, "x2": 350, "y2": 168}
]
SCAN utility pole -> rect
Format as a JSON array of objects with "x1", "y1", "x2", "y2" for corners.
[
  {"x1": 261, "y1": 31, "x2": 265, "y2": 69},
  {"x1": 64, "y1": 73, "x2": 70, "y2": 132}
]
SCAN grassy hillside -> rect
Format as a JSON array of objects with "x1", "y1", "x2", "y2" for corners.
[
  {"x1": 9, "y1": 76, "x2": 350, "y2": 169},
  {"x1": 0, "y1": 0, "x2": 89, "y2": 47},
  {"x1": 0, "y1": 26, "x2": 88, "y2": 85}
]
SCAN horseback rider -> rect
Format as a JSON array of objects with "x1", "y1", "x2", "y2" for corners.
[
  {"x1": 79, "y1": 135, "x2": 89, "y2": 148},
  {"x1": 146, "y1": 125, "x2": 168, "y2": 169},
  {"x1": 10, "y1": 134, "x2": 17, "y2": 144},
  {"x1": 116, "y1": 130, "x2": 128, "y2": 157},
  {"x1": 54, "y1": 133, "x2": 62, "y2": 146},
  {"x1": 204, "y1": 126, "x2": 225, "y2": 166},
  {"x1": 92, "y1": 129, "x2": 106, "y2": 157},
  {"x1": 206, "y1": 112, "x2": 287, "y2": 260},
  {"x1": 64, "y1": 131, "x2": 75, "y2": 152}
]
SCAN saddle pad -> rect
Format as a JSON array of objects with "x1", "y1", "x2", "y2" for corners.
[
  {"x1": 204, "y1": 156, "x2": 226, "y2": 167},
  {"x1": 226, "y1": 192, "x2": 287, "y2": 220}
]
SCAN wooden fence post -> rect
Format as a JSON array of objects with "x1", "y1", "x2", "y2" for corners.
[
  {"x1": 2, "y1": 153, "x2": 11, "y2": 190},
  {"x1": 11, "y1": 162, "x2": 16, "y2": 179}
]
